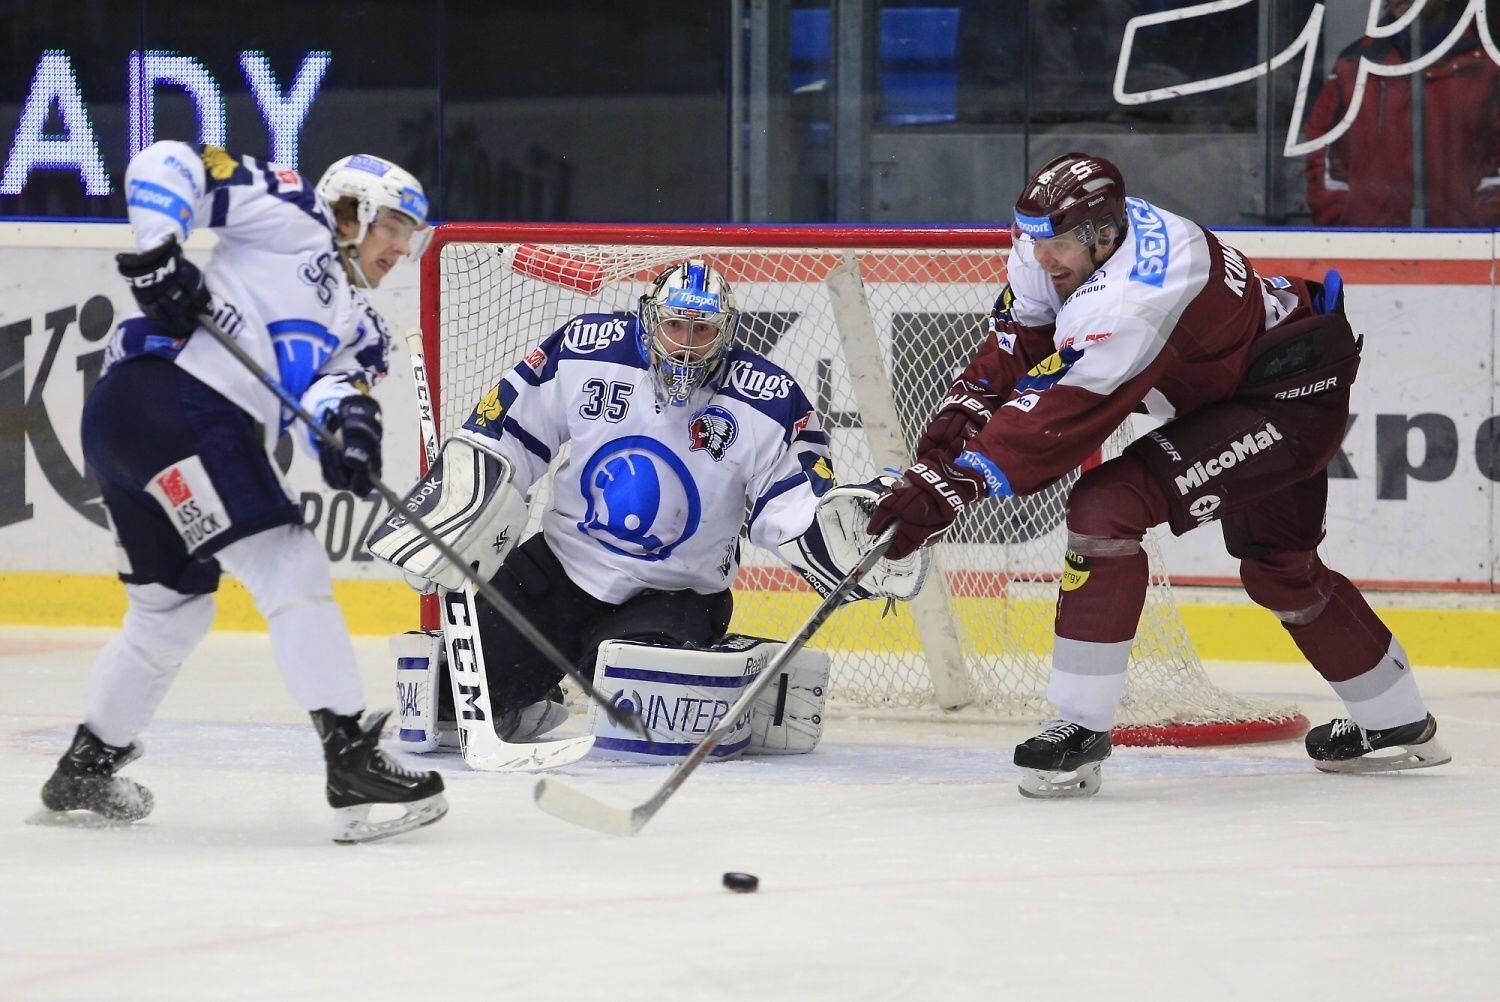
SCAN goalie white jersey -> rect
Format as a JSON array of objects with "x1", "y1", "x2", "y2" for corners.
[
  {"x1": 459, "y1": 314, "x2": 834, "y2": 604},
  {"x1": 105, "y1": 140, "x2": 391, "y2": 455}
]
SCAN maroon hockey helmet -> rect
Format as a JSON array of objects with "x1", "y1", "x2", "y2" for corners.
[{"x1": 1013, "y1": 153, "x2": 1127, "y2": 245}]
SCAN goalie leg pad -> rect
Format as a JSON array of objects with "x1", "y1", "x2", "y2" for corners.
[
  {"x1": 779, "y1": 480, "x2": 930, "y2": 602},
  {"x1": 390, "y1": 631, "x2": 443, "y2": 752},
  {"x1": 587, "y1": 634, "x2": 781, "y2": 764},
  {"x1": 747, "y1": 648, "x2": 829, "y2": 755},
  {"x1": 366, "y1": 435, "x2": 528, "y2": 593}
]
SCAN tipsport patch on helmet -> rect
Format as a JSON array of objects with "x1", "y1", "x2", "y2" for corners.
[
  {"x1": 577, "y1": 437, "x2": 702, "y2": 561},
  {"x1": 345, "y1": 154, "x2": 393, "y2": 176},
  {"x1": 1013, "y1": 212, "x2": 1055, "y2": 238},
  {"x1": 664, "y1": 287, "x2": 721, "y2": 313},
  {"x1": 688, "y1": 405, "x2": 738, "y2": 461},
  {"x1": 398, "y1": 186, "x2": 428, "y2": 224}
]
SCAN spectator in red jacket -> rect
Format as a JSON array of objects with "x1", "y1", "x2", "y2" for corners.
[{"x1": 1304, "y1": 0, "x2": 1500, "y2": 227}]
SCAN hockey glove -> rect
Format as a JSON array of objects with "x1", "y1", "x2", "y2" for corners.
[
  {"x1": 866, "y1": 454, "x2": 984, "y2": 560},
  {"x1": 320, "y1": 395, "x2": 383, "y2": 498},
  {"x1": 914, "y1": 378, "x2": 1001, "y2": 457},
  {"x1": 115, "y1": 237, "x2": 210, "y2": 339}
]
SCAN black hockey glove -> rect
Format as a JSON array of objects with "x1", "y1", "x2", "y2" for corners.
[
  {"x1": 115, "y1": 237, "x2": 211, "y2": 339},
  {"x1": 320, "y1": 395, "x2": 383, "y2": 498}
]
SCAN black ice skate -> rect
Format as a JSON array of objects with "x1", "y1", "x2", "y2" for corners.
[
  {"x1": 33, "y1": 724, "x2": 154, "y2": 827},
  {"x1": 312, "y1": 708, "x2": 449, "y2": 844},
  {"x1": 1305, "y1": 714, "x2": 1451, "y2": 774},
  {"x1": 1013, "y1": 720, "x2": 1112, "y2": 799}
]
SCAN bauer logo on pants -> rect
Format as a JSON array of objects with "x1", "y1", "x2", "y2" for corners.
[{"x1": 146, "y1": 455, "x2": 232, "y2": 551}]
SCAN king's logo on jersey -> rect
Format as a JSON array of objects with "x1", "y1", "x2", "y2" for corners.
[
  {"x1": 727, "y1": 360, "x2": 793, "y2": 400},
  {"x1": 577, "y1": 437, "x2": 702, "y2": 561},
  {"x1": 688, "y1": 405, "x2": 738, "y2": 461}
]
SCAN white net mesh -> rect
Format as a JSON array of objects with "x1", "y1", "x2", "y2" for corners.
[{"x1": 426, "y1": 229, "x2": 1303, "y2": 744}]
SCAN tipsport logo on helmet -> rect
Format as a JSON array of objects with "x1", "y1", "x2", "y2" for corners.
[
  {"x1": 664, "y1": 287, "x2": 721, "y2": 312},
  {"x1": 1013, "y1": 213, "x2": 1055, "y2": 238},
  {"x1": 398, "y1": 186, "x2": 429, "y2": 224},
  {"x1": 577, "y1": 436, "x2": 702, "y2": 561},
  {"x1": 344, "y1": 154, "x2": 392, "y2": 176}
]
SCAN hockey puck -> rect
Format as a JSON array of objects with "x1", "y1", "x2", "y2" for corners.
[{"x1": 722, "y1": 872, "x2": 759, "y2": 893}]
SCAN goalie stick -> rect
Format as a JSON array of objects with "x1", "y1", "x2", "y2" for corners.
[
  {"x1": 403, "y1": 328, "x2": 595, "y2": 771},
  {"x1": 533, "y1": 525, "x2": 897, "y2": 836},
  {"x1": 192, "y1": 311, "x2": 645, "y2": 753}
]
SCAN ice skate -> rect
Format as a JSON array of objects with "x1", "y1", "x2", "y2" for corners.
[
  {"x1": 313, "y1": 708, "x2": 449, "y2": 844},
  {"x1": 32, "y1": 724, "x2": 154, "y2": 827},
  {"x1": 1305, "y1": 714, "x2": 1450, "y2": 774},
  {"x1": 1013, "y1": 720, "x2": 1112, "y2": 799}
]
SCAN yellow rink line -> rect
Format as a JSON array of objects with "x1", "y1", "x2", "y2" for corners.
[{"x1": 1, "y1": 572, "x2": 1495, "y2": 669}]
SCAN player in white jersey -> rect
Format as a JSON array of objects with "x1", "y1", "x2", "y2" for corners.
[
  {"x1": 37, "y1": 142, "x2": 447, "y2": 843},
  {"x1": 870, "y1": 152, "x2": 1449, "y2": 797},
  {"x1": 369, "y1": 260, "x2": 923, "y2": 748}
]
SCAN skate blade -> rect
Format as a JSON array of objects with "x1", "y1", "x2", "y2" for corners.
[
  {"x1": 1314, "y1": 737, "x2": 1452, "y2": 774},
  {"x1": 1017, "y1": 761, "x2": 1104, "y2": 799},
  {"x1": 331, "y1": 793, "x2": 449, "y2": 845},
  {"x1": 25, "y1": 807, "x2": 141, "y2": 829}
]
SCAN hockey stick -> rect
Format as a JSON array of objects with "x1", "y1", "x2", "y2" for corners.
[
  {"x1": 192, "y1": 311, "x2": 645, "y2": 742},
  {"x1": 403, "y1": 327, "x2": 594, "y2": 771},
  {"x1": 533, "y1": 525, "x2": 898, "y2": 836}
]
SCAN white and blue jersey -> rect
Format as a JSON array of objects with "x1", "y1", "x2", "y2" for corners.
[
  {"x1": 106, "y1": 140, "x2": 390, "y2": 455},
  {"x1": 461, "y1": 314, "x2": 834, "y2": 604}
]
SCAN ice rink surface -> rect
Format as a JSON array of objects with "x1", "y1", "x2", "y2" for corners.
[{"x1": 3, "y1": 626, "x2": 1497, "y2": 1002}]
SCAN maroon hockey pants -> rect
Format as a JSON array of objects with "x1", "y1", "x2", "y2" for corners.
[{"x1": 1057, "y1": 390, "x2": 1392, "y2": 683}]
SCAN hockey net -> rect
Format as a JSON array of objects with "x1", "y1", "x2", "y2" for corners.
[{"x1": 419, "y1": 223, "x2": 1305, "y2": 746}]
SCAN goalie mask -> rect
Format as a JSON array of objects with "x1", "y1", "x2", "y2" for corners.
[
  {"x1": 316, "y1": 153, "x2": 432, "y2": 286},
  {"x1": 638, "y1": 260, "x2": 740, "y2": 407}
]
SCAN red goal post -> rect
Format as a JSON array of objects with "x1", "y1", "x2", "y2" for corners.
[{"x1": 417, "y1": 222, "x2": 1307, "y2": 747}]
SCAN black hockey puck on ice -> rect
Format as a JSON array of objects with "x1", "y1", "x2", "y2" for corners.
[{"x1": 722, "y1": 872, "x2": 759, "y2": 893}]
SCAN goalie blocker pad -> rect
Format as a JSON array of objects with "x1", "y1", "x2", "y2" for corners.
[
  {"x1": 780, "y1": 481, "x2": 930, "y2": 603},
  {"x1": 366, "y1": 435, "x2": 529, "y2": 593},
  {"x1": 587, "y1": 634, "x2": 829, "y2": 763}
]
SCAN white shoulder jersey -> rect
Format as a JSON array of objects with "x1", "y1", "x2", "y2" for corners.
[
  {"x1": 458, "y1": 314, "x2": 834, "y2": 603},
  {"x1": 105, "y1": 140, "x2": 390, "y2": 454}
]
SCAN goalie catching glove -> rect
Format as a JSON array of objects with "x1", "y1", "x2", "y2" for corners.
[
  {"x1": 366, "y1": 435, "x2": 529, "y2": 592},
  {"x1": 779, "y1": 479, "x2": 931, "y2": 603}
]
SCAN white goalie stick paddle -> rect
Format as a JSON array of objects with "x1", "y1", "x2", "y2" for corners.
[
  {"x1": 533, "y1": 525, "x2": 899, "y2": 835},
  {"x1": 404, "y1": 329, "x2": 594, "y2": 772},
  {"x1": 190, "y1": 311, "x2": 644, "y2": 757}
]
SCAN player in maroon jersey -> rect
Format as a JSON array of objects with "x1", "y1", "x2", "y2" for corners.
[{"x1": 869, "y1": 153, "x2": 1449, "y2": 797}]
